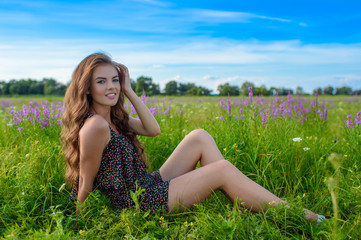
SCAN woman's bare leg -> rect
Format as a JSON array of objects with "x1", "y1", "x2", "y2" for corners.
[
  {"x1": 167, "y1": 160, "x2": 319, "y2": 221},
  {"x1": 159, "y1": 129, "x2": 224, "y2": 181},
  {"x1": 160, "y1": 129, "x2": 319, "y2": 220}
]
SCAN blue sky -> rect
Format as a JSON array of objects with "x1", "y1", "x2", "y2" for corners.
[{"x1": 1, "y1": 0, "x2": 361, "y2": 93}]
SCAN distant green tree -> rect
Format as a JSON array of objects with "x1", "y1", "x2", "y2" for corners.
[
  {"x1": 0, "y1": 81, "x2": 4, "y2": 95},
  {"x1": 186, "y1": 86, "x2": 212, "y2": 96},
  {"x1": 135, "y1": 76, "x2": 152, "y2": 95},
  {"x1": 164, "y1": 80, "x2": 178, "y2": 95},
  {"x1": 313, "y1": 87, "x2": 323, "y2": 95},
  {"x1": 43, "y1": 78, "x2": 57, "y2": 95},
  {"x1": 9, "y1": 79, "x2": 25, "y2": 95},
  {"x1": 29, "y1": 81, "x2": 44, "y2": 94},
  {"x1": 335, "y1": 86, "x2": 352, "y2": 95},
  {"x1": 55, "y1": 84, "x2": 67, "y2": 95},
  {"x1": 240, "y1": 81, "x2": 255, "y2": 96},
  {"x1": 185, "y1": 87, "x2": 198, "y2": 96},
  {"x1": 217, "y1": 83, "x2": 239, "y2": 96},
  {"x1": 254, "y1": 85, "x2": 271, "y2": 96},
  {"x1": 323, "y1": 86, "x2": 334, "y2": 95},
  {"x1": 0, "y1": 81, "x2": 10, "y2": 95},
  {"x1": 198, "y1": 86, "x2": 212, "y2": 96},
  {"x1": 279, "y1": 88, "x2": 293, "y2": 96},
  {"x1": 0, "y1": 78, "x2": 66, "y2": 95},
  {"x1": 179, "y1": 83, "x2": 196, "y2": 95},
  {"x1": 150, "y1": 82, "x2": 160, "y2": 95},
  {"x1": 269, "y1": 87, "x2": 279, "y2": 95},
  {"x1": 135, "y1": 76, "x2": 160, "y2": 96}
]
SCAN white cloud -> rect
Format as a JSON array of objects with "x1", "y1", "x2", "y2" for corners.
[
  {"x1": 186, "y1": 9, "x2": 291, "y2": 24},
  {"x1": 336, "y1": 75, "x2": 361, "y2": 83},
  {"x1": 152, "y1": 64, "x2": 165, "y2": 68},
  {"x1": 203, "y1": 75, "x2": 218, "y2": 81}
]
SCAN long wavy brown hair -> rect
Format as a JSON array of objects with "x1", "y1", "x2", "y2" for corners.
[{"x1": 61, "y1": 52, "x2": 146, "y2": 187}]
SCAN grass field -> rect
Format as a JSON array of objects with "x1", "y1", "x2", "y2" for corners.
[{"x1": 0, "y1": 94, "x2": 360, "y2": 239}]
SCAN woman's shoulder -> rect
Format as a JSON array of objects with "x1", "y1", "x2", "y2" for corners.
[{"x1": 79, "y1": 114, "x2": 110, "y2": 143}]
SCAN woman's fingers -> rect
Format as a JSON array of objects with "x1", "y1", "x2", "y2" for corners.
[{"x1": 113, "y1": 61, "x2": 132, "y2": 93}]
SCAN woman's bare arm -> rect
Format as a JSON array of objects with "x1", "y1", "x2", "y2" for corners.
[
  {"x1": 77, "y1": 115, "x2": 110, "y2": 212},
  {"x1": 115, "y1": 62, "x2": 161, "y2": 137}
]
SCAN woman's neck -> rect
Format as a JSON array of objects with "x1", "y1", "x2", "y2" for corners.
[{"x1": 90, "y1": 106, "x2": 111, "y2": 123}]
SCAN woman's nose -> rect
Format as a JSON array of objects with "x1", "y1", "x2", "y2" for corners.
[{"x1": 107, "y1": 81, "x2": 115, "y2": 89}]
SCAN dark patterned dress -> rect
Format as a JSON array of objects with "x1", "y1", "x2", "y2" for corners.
[{"x1": 71, "y1": 113, "x2": 170, "y2": 212}]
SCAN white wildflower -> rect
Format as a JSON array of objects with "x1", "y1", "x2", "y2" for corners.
[
  {"x1": 303, "y1": 147, "x2": 310, "y2": 151},
  {"x1": 292, "y1": 137, "x2": 303, "y2": 142}
]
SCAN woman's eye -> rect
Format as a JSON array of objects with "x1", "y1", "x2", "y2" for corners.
[
  {"x1": 97, "y1": 80, "x2": 105, "y2": 84},
  {"x1": 113, "y1": 79, "x2": 119, "y2": 82}
]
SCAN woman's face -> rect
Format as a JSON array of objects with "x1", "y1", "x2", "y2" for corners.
[{"x1": 88, "y1": 64, "x2": 121, "y2": 109}]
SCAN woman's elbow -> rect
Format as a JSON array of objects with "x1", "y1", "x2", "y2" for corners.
[
  {"x1": 151, "y1": 127, "x2": 161, "y2": 137},
  {"x1": 154, "y1": 128, "x2": 161, "y2": 136}
]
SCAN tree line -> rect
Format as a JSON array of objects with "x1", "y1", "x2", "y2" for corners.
[
  {"x1": 0, "y1": 76, "x2": 213, "y2": 96},
  {"x1": 0, "y1": 77, "x2": 359, "y2": 96},
  {"x1": 217, "y1": 81, "x2": 361, "y2": 96},
  {"x1": 0, "y1": 78, "x2": 67, "y2": 95}
]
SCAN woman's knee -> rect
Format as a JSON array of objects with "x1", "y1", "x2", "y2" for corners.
[
  {"x1": 215, "y1": 159, "x2": 233, "y2": 168},
  {"x1": 207, "y1": 159, "x2": 233, "y2": 173},
  {"x1": 206, "y1": 160, "x2": 236, "y2": 188},
  {"x1": 214, "y1": 160, "x2": 237, "y2": 176},
  {"x1": 187, "y1": 129, "x2": 212, "y2": 143}
]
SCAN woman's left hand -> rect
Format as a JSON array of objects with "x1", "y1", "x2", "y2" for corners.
[{"x1": 113, "y1": 62, "x2": 133, "y2": 95}]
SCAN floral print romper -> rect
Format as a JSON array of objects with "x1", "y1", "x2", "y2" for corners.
[{"x1": 71, "y1": 113, "x2": 170, "y2": 212}]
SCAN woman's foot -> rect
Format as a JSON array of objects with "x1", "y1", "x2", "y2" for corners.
[{"x1": 317, "y1": 214, "x2": 326, "y2": 222}]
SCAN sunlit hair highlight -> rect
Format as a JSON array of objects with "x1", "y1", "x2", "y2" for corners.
[{"x1": 61, "y1": 52, "x2": 146, "y2": 187}]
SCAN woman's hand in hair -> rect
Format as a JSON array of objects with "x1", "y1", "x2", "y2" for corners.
[{"x1": 113, "y1": 62, "x2": 133, "y2": 96}]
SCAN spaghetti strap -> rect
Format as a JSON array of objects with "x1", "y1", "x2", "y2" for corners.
[{"x1": 79, "y1": 112, "x2": 95, "y2": 129}]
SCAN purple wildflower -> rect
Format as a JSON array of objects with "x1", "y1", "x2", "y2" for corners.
[
  {"x1": 248, "y1": 86, "x2": 253, "y2": 98},
  {"x1": 226, "y1": 99, "x2": 232, "y2": 114},
  {"x1": 355, "y1": 111, "x2": 361, "y2": 125},
  {"x1": 346, "y1": 119, "x2": 353, "y2": 128}
]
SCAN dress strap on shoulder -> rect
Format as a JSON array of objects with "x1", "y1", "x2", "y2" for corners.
[
  {"x1": 85, "y1": 112, "x2": 95, "y2": 118},
  {"x1": 80, "y1": 112, "x2": 95, "y2": 128}
]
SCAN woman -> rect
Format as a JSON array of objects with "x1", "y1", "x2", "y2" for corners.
[{"x1": 61, "y1": 53, "x2": 324, "y2": 221}]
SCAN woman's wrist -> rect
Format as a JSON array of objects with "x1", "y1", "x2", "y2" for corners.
[{"x1": 123, "y1": 87, "x2": 136, "y2": 99}]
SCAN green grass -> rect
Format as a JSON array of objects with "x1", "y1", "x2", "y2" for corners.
[{"x1": 0, "y1": 95, "x2": 360, "y2": 239}]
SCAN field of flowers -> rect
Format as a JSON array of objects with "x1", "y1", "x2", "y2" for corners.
[{"x1": 0, "y1": 92, "x2": 360, "y2": 239}]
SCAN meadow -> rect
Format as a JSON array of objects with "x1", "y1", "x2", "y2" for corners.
[{"x1": 0, "y1": 93, "x2": 360, "y2": 239}]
